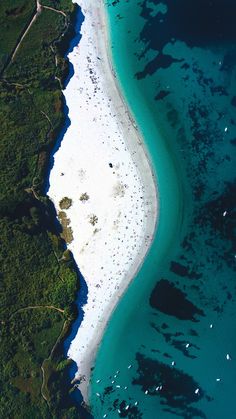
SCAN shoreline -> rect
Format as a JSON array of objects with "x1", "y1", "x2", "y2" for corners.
[{"x1": 48, "y1": 0, "x2": 158, "y2": 404}]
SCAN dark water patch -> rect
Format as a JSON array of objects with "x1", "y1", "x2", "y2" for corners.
[
  {"x1": 182, "y1": 234, "x2": 195, "y2": 252},
  {"x1": 227, "y1": 291, "x2": 232, "y2": 300},
  {"x1": 188, "y1": 105, "x2": 213, "y2": 154},
  {"x1": 210, "y1": 85, "x2": 228, "y2": 96},
  {"x1": 198, "y1": 180, "x2": 236, "y2": 247},
  {"x1": 170, "y1": 261, "x2": 202, "y2": 279},
  {"x1": 166, "y1": 106, "x2": 179, "y2": 128},
  {"x1": 231, "y1": 96, "x2": 236, "y2": 107},
  {"x1": 221, "y1": 48, "x2": 236, "y2": 71},
  {"x1": 104, "y1": 385, "x2": 115, "y2": 396},
  {"x1": 152, "y1": 349, "x2": 161, "y2": 354},
  {"x1": 116, "y1": 14, "x2": 124, "y2": 21},
  {"x1": 163, "y1": 353, "x2": 172, "y2": 359},
  {"x1": 150, "y1": 322, "x2": 199, "y2": 358},
  {"x1": 110, "y1": 0, "x2": 120, "y2": 7},
  {"x1": 155, "y1": 89, "x2": 170, "y2": 101},
  {"x1": 150, "y1": 323, "x2": 179, "y2": 348},
  {"x1": 181, "y1": 63, "x2": 190, "y2": 70},
  {"x1": 136, "y1": 53, "x2": 183, "y2": 78},
  {"x1": 190, "y1": 284, "x2": 200, "y2": 292},
  {"x1": 150, "y1": 322, "x2": 179, "y2": 346},
  {"x1": 133, "y1": 353, "x2": 208, "y2": 418},
  {"x1": 150, "y1": 322, "x2": 171, "y2": 343},
  {"x1": 192, "y1": 65, "x2": 213, "y2": 90},
  {"x1": 112, "y1": 399, "x2": 142, "y2": 418},
  {"x1": 176, "y1": 126, "x2": 188, "y2": 147},
  {"x1": 136, "y1": 0, "x2": 236, "y2": 78},
  {"x1": 162, "y1": 406, "x2": 206, "y2": 419},
  {"x1": 150, "y1": 279, "x2": 204, "y2": 321},
  {"x1": 189, "y1": 102, "x2": 209, "y2": 124},
  {"x1": 188, "y1": 179, "x2": 236, "y2": 278},
  {"x1": 171, "y1": 340, "x2": 197, "y2": 359},
  {"x1": 213, "y1": 304, "x2": 224, "y2": 314}
]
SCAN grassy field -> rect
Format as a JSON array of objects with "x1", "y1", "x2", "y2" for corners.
[{"x1": 0, "y1": 1, "x2": 84, "y2": 417}]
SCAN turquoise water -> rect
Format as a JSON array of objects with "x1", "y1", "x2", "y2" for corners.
[{"x1": 90, "y1": 1, "x2": 236, "y2": 418}]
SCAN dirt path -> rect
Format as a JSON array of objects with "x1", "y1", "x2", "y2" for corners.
[
  {"x1": 12, "y1": 1, "x2": 42, "y2": 61},
  {"x1": 41, "y1": 320, "x2": 68, "y2": 402},
  {"x1": 9, "y1": 305, "x2": 64, "y2": 321},
  {"x1": 42, "y1": 5, "x2": 67, "y2": 17},
  {"x1": 19, "y1": 304, "x2": 64, "y2": 313},
  {"x1": 11, "y1": 0, "x2": 67, "y2": 62}
]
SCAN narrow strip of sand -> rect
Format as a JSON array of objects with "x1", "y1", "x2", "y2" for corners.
[{"x1": 48, "y1": 0, "x2": 158, "y2": 403}]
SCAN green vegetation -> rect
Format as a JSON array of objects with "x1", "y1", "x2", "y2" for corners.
[
  {"x1": 41, "y1": 0, "x2": 75, "y2": 13},
  {"x1": 79, "y1": 192, "x2": 89, "y2": 202},
  {"x1": 0, "y1": 1, "x2": 83, "y2": 417},
  {"x1": 59, "y1": 197, "x2": 73, "y2": 210},
  {"x1": 0, "y1": 0, "x2": 36, "y2": 70},
  {"x1": 89, "y1": 214, "x2": 98, "y2": 226},
  {"x1": 58, "y1": 211, "x2": 74, "y2": 243}
]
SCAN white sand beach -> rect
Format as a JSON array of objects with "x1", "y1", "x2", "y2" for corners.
[{"x1": 48, "y1": 0, "x2": 158, "y2": 402}]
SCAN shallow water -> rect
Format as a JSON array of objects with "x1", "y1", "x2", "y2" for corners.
[{"x1": 90, "y1": 1, "x2": 236, "y2": 418}]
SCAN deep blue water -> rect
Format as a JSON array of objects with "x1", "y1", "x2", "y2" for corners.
[{"x1": 89, "y1": 1, "x2": 236, "y2": 418}]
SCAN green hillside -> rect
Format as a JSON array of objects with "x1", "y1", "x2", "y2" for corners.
[{"x1": 0, "y1": 1, "x2": 82, "y2": 417}]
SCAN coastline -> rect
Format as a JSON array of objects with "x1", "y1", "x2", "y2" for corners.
[
  {"x1": 48, "y1": 0, "x2": 158, "y2": 404},
  {"x1": 0, "y1": 2, "x2": 88, "y2": 416}
]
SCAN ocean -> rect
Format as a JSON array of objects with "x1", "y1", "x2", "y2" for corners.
[{"x1": 89, "y1": 1, "x2": 236, "y2": 418}]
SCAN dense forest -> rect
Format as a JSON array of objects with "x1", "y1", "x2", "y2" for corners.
[{"x1": 0, "y1": 1, "x2": 83, "y2": 417}]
